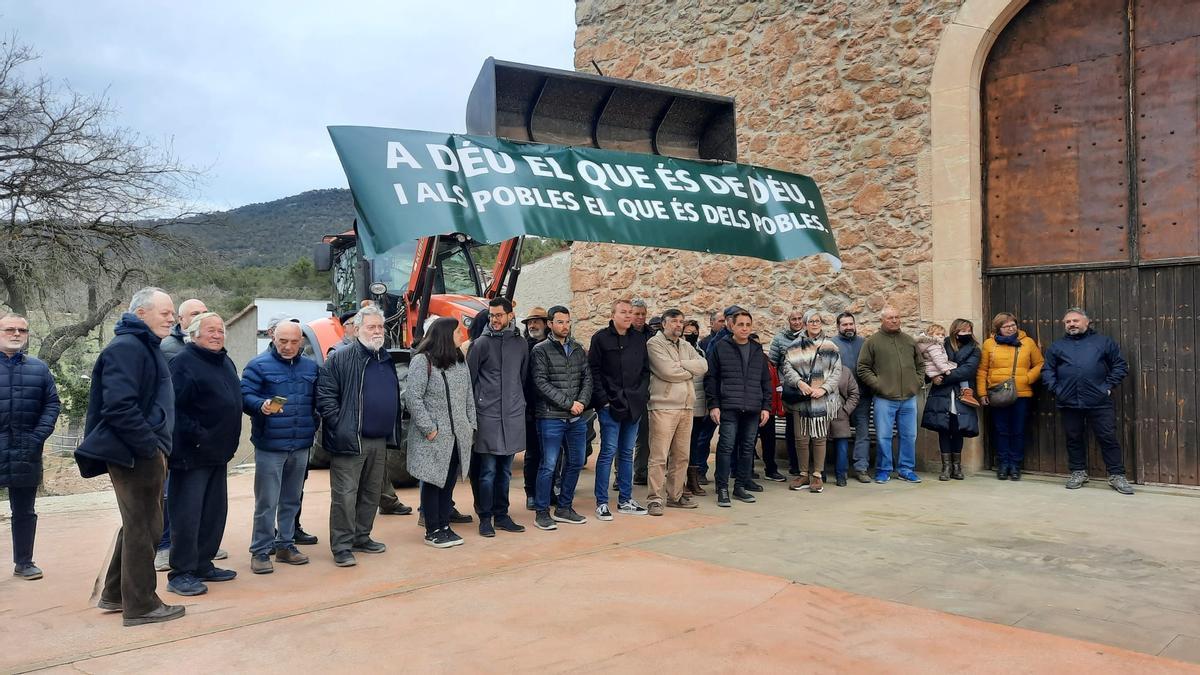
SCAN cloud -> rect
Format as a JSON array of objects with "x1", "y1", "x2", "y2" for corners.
[{"x1": 4, "y1": 0, "x2": 577, "y2": 209}]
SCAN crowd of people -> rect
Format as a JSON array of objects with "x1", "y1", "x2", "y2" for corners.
[{"x1": 0, "y1": 286, "x2": 1134, "y2": 627}]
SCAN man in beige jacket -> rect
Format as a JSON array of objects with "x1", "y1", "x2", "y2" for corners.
[{"x1": 646, "y1": 309, "x2": 709, "y2": 515}]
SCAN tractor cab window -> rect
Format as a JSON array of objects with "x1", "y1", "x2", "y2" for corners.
[
  {"x1": 373, "y1": 241, "x2": 417, "y2": 292},
  {"x1": 331, "y1": 245, "x2": 358, "y2": 313},
  {"x1": 434, "y1": 241, "x2": 481, "y2": 296}
]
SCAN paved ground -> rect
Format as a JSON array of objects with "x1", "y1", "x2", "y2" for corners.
[{"x1": 2, "y1": 460, "x2": 1198, "y2": 673}]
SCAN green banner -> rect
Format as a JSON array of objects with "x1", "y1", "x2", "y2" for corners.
[{"x1": 328, "y1": 126, "x2": 839, "y2": 266}]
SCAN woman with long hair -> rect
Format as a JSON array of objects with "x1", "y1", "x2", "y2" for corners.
[
  {"x1": 404, "y1": 317, "x2": 477, "y2": 548},
  {"x1": 780, "y1": 310, "x2": 842, "y2": 493},
  {"x1": 977, "y1": 312, "x2": 1044, "y2": 480},
  {"x1": 920, "y1": 318, "x2": 981, "y2": 480}
]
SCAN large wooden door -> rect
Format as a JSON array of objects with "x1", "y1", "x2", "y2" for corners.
[{"x1": 983, "y1": 0, "x2": 1200, "y2": 485}]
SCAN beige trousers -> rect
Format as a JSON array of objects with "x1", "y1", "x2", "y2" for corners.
[{"x1": 648, "y1": 409, "x2": 694, "y2": 505}]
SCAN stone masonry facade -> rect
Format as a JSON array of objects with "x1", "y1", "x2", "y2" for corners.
[{"x1": 569, "y1": 0, "x2": 965, "y2": 338}]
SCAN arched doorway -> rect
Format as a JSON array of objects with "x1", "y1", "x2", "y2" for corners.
[{"x1": 982, "y1": 0, "x2": 1199, "y2": 485}]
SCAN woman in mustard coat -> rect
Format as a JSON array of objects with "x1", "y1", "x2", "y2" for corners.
[{"x1": 977, "y1": 312, "x2": 1044, "y2": 480}]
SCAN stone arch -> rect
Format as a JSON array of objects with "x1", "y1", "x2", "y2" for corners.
[{"x1": 927, "y1": 0, "x2": 1030, "y2": 325}]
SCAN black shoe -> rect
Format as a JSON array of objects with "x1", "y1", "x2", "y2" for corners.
[
  {"x1": 123, "y1": 603, "x2": 185, "y2": 627},
  {"x1": 443, "y1": 527, "x2": 465, "y2": 546},
  {"x1": 836, "y1": 474, "x2": 848, "y2": 487},
  {"x1": 424, "y1": 529, "x2": 455, "y2": 549},
  {"x1": 197, "y1": 567, "x2": 237, "y2": 582},
  {"x1": 716, "y1": 488, "x2": 731, "y2": 507},
  {"x1": 479, "y1": 518, "x2": 496, "y2": 538},
  {"x1": 526, "y1": 496, "x2": 536, "y2": 511},
  {"x1": 552, "y1": 506, "x2": 587, "y2": 524},
  {"x1": 744, "y1": 481, "x2": 764, "y2": 492},
  {"x1": 333, "y1": 550, "x2": 357, "y2": 567},
  {"x1": 751, "y1": 470, "x2": 761, "y2": 479},
  {"x1": 1010, "y1": 466, "x2": 1022, "y2": 481},
  {"x1": 351, "y1": 539, "x2": 387, "y2": 554},
  {"x1": 732, "y1": 486, "x2": 757, "y2": 503},
  {"x1": 534, "y1": 510, "x2": 557, "y2": 530},
  {"x1": 379, "y1": 502, "x2": 413, "y2": 516},
  {"x1": 294, "y1": 528, "x2": 318, "y2": 546},
  {"x1": 996, "y1": 465, "x2": 1009, "y2": 480},
  {"x1": 764, "y1": 472, "x2": 787, "y2": 482},
  {"x1": 13, "y1": 563, "x2": 43, "y2": 580},
  {"x1": 417, "y1": 512, "x2": 425, "y2": 528},
  {"x1": 633, "y1": 474, "x2": 648, "y2": 486},
  {"x1": 449, "y1": 508, "x2": 474, "y2": 524},
  {"x1": 788, "y1": 468, "x2": 802, "y2": 476},
  {"x1": 494, "y1": 516, "x2": 525, "y2": 533},
  {"x1": 697, "y1": 474, "x2": 710, "y2": 485}
]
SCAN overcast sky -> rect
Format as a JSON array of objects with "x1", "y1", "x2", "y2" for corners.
[{"x1": 5, "y1": 1, "x2": 577, "y2": 210}]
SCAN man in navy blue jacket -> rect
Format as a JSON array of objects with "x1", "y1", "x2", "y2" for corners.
[
  {"x1": 0, "y1": 313, "x2": 60, "y2": 581},
  {"x1": 241, "y1": 321, "x2": 319, "y2": 574},
  {"x1": 75, "y1": 287, "x2": 185, "y2": 626},
  {"x1": 1043, "y1": 308, "x2": 1133, "y2": 495}
]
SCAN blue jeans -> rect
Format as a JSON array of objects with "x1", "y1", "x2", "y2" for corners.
[
  {"x1": 873, "y1": 396, "x2": 917, "y2": 473},
  {"x1": 473, "y1": 453, "x2": 513, "y2": 519},
  {"x1": 851, "y1": 394, "x2": 873, "y2": 472},
  {"x1": 250, "y1": 447, "x2": 309, "y2": 555},
  {"x1": 833, "y1": 438, "x2": 850, "y2": 478},
  {"x1": 991, "y1": 398, "x2": 1030, "y2": 468},
  {"x1": 595, "y1": 407, "x2": 640, "y2": 505},
  {"x1": 716, "y1": 410, "x2": 759, "y2": 490},
  {"x1": 536, "y1": 417, "x2": 587, "y2": 512}
]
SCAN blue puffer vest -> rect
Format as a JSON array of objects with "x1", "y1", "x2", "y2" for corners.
[{"x1": 241, "y1": 345, "x2": 319, "y2": 452}]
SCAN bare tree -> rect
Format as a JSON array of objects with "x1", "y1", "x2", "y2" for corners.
[{"x1": 0, "y1": 36, "x2": 203, "y2": 365}]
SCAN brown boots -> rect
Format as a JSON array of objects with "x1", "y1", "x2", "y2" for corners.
[
  {"x1": 959, "y1": 387, "x2": 980, "y2": 407},
  {"x1": 686, "y1": 466, "x2": 707, "y2": 496}
]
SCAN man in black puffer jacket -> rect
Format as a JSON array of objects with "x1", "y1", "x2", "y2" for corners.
[
  {"x1": 0, "y1": 313, "x2": 60, "y2": 581},
  {"x1": 529, "y1": 306, "x2": 592, "y2": 529},
  {"x1": 1042, "y1": 307, "x2": 1132, "y2": 495},
  {"x1": 704, "y1": 309, "x2": 771, "y2": 507},
  {"x1": 165, "y1": 313, "x2": 242, "y2": 597},
  {"x1": 76, "y1": 287, "x2": 184, "y2": 627},
  {"x1": 316, "y1": 306, "x2": 398, "y2": 567}
]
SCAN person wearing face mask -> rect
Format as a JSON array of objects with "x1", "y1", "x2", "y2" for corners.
[
  {"x1": 977, "y1": 312, "x2": 1044, "y2": 481},
  {"x1": 682, "y1": 320, "x2": 700, "y2": 347},
  {"x1": 920, "y1": 319, "x2": 981, "y2": 481}
]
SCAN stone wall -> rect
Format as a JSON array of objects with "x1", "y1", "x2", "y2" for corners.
[{"x1": 570, "y1": 0, "x2": 964, "y2": 339}]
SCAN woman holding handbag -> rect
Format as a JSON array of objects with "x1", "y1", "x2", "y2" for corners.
[
  {"x1": 406, "y1": 317, "x2": 477, "y2": 548},
  {"x1": 977, "y1": 312, "x2": 1044, "y2": 480}
]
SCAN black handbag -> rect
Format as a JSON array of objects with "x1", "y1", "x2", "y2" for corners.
[{"x1": 986, "y1": 343, "x2": 1020, "y2": 408}]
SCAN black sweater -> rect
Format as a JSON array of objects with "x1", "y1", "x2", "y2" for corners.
[{"x1": 169, "y1": 343, "x2": 242, "y2": 470}]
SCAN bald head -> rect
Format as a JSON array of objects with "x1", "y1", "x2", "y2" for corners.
[
  {"x1": 273, "y1": 320, "x2": 303, "y2": 359},
  {"x1": 177, "y1": 299, "x2": 208, "y2": 330}
]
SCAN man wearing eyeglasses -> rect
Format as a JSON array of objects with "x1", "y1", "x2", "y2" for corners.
[{"x1": 0, "y1": 313, "x2": 61, "y2": 581}]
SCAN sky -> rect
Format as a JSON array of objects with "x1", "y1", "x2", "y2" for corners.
[{"x1": 4, "y1": 1, "x2": 577, "y2": 210}]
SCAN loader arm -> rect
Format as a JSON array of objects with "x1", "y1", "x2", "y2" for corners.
[{"x1": 486, "y1": 236, "x2": 523, "y2": 300}]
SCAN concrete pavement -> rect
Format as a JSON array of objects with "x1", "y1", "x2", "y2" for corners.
[{"x1": 1, "y1": 462, "x2": 1198, "y2": 673}]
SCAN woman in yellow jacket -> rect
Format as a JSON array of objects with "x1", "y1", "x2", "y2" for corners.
[{"x1": 977, "y1": 312, "x2": 1044, "y2": 480}]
